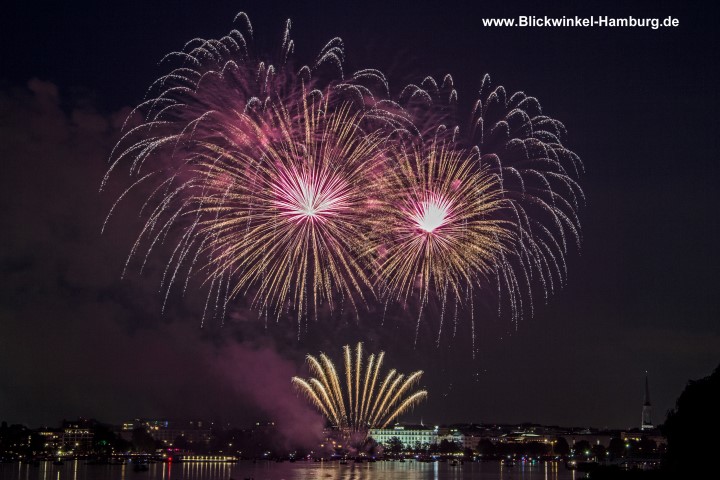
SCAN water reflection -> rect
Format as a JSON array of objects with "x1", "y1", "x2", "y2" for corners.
[{"x1": 0, "y1": 460, "x2": 581, "y2": 480}]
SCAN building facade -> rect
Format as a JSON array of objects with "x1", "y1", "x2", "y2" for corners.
[
  {"x1": 61, "y1": 426, "x2": 93, "y2": 451},
  {"x1": 369, "y1": 425, "x2": 438, "y2": 447}
]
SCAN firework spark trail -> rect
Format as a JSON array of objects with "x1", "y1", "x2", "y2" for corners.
[
  {"x1": 292, "y1": 343, "x2": 427, "y2": 432},
  {"x1": 103, "y1": 12, "x2": 583, "y2": 339},
  {"x1": 474, "y1": 75, "x2": 584, "y2": 308}
]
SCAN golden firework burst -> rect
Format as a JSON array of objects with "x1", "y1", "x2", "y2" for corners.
[{"x1": 292, "y1": 343, "x2": 427, "y2": 432}]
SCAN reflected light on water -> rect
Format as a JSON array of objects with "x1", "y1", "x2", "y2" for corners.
[{"x1": 0, "y1": 460, "x2": 580, "y2": 480}]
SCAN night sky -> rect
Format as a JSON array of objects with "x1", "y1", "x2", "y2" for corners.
[{"x1": 2, "y1": 0, "x2": 718, "y2": 438}]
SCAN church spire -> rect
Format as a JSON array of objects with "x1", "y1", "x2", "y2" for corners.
[{"x1": 641, "y1": 372, "x2": 653, "y2": 430}]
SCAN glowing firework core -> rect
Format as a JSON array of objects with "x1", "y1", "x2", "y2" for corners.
[
  {"x1": 273, "y1": 167, "x2": 349, "y2": 223},
  {"x1": 411, "y1": 194, "x2": 452, "y2": 233}
]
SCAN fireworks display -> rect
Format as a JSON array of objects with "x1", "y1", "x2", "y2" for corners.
[
  {"x1": 187, "y1": 101, "x2": 387, "y2": 323},
  {"x1": 292, "y1": 343, "x2": 427, "y2": 433},
  {"x1": 369, "y1": 139, "x2": 513, "y2": 311},
  {"x1": 103, "y1": 13, "x2": 584, "y2": 336}
]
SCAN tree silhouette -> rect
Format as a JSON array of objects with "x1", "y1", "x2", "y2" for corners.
[
  {"x1": 662, "y1": 363, "x2": 720, "y2": 475},
  {"x1": 554, "y1": 436, "x2": 570, "y2": 456},
  {"x1": 386, "y1": 437, "x2": 403, "y2": 454}
]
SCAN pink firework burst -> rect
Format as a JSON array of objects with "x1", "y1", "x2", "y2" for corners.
[{"x1": 102, "y1": 12, "x2": 584, "y2": 339}]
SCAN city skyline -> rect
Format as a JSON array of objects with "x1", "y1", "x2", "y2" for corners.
[
  {"x1": 0, "y1": 413, "x2": 667, "y2": 466},
  {"x1": 2, "y1": 375, "x2": 656, "y2": 433},
  {"x1": 1, "y1": 0, "x2": 718, "y2": 441}
]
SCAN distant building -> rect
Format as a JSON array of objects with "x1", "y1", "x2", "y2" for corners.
[
  {"x1": 36, "y1": 429, "x2": 62, "y2": 451},
  {"x1": 120, "y1": 419, "x2": 212, "y2": 446},
  {"x1": 461, "y1": 434, "x2": 480, "y2": 451},
  {"x1": 500, "y1": 432, "x2": 553, "y2": 444},
  {"x1": 641, "y1": 374, "x2": 653, "y2": 430},
  {"x1": 61, "y1": 420, "x2": 94, "y2": 452},
  {"x1": 563, "y1": 432, "x2": 614, "y2": 448},
  {"x1": 459, "y1": 425, "x2": 504, "y2": 447},
  {"x1": 437, "y1": 427, "x2": 465, "y2": 448}
]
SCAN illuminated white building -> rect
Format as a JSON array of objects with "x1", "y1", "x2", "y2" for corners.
[{"x1": 369, "y1": 425, "x2": 438, "y2": 447}]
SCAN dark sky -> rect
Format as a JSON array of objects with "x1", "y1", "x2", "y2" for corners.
[{"x1": 2, "y1": 0, "x2": 718, "y2": 438}]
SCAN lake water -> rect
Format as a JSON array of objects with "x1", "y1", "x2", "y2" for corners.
[{"x1": 0, "y1": 460, "x2": 585, "y2": 480}]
